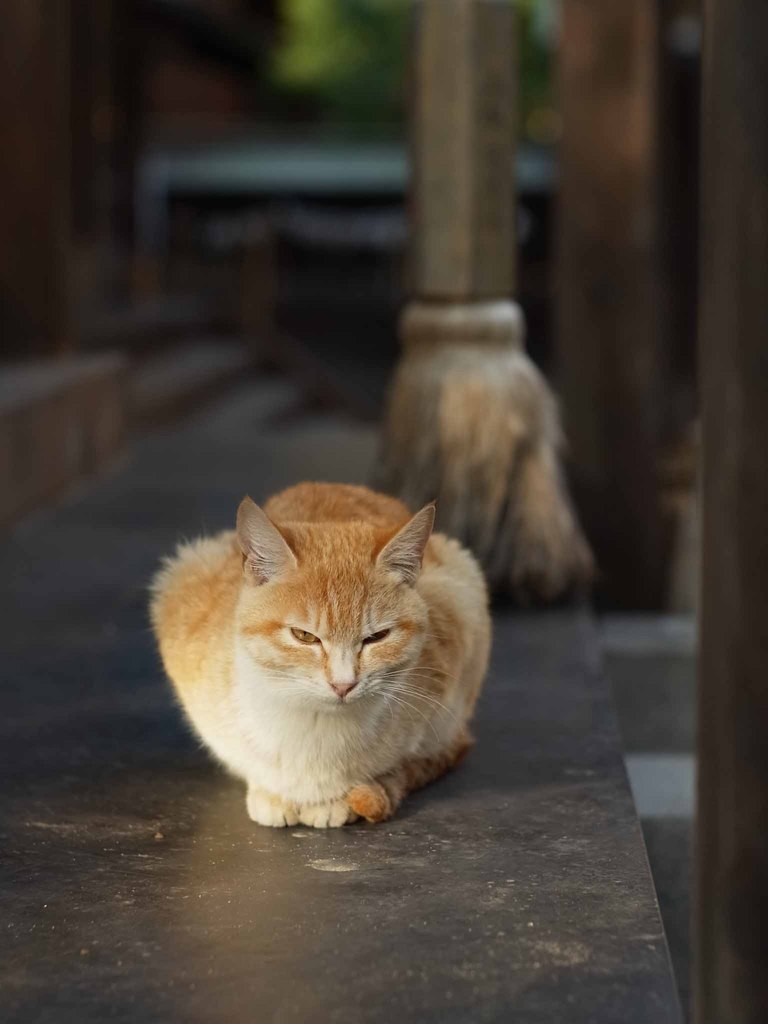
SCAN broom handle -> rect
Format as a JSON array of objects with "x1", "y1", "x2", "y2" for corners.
[{"x1": 410, "y1": 0, "x2": 517, "y2": 302}]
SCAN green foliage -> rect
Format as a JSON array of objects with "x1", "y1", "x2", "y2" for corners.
[
  {"x1": 269, "y1": 0, "x2": 556, "y2": 137},
  {"x1": 517, "y1": 0, "x2": 556, "y2": 134},
  {"x1": 272, "y1": 0, "x2": 410, "y2": 126}
]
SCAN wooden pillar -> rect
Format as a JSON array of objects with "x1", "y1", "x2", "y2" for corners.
[
  {"x1": 70, "y1": 0, "x2": 128, "y2": 311},
  {"x1": 377, "y1": 0, "x2": 591, "y2": 599},
  {"x1": 556, "y1": 0, "x2": 666, "y2": 607},
  {"x1": 410, "y1": 0, "x2": 516, "y2": 299},
  {"x1": 0, "y1": 1, "x2": 73, "y2": 355},
  {"x1": 111, "y1": 0, "x2": 143, "y2": 294},
  {"x1": 658, "y1": 0, "x2": 700, "y2": 426},
  {"x1": 696, "y1": 3, "x2": 768, "y2": 1022}
]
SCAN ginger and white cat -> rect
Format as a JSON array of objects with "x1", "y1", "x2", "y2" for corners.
[{"x1": 150, "y1": 483, "x2": 490, "y2": 827}]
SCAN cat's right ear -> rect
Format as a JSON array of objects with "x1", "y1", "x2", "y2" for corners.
[
  {"x1": 236, "y1": 496, "x2": 297, "y2": 584},
  {"x1": 376, "y1": 503, "x2": 435, "y2": 585}
]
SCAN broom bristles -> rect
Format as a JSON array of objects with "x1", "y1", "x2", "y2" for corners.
[{"x1": 376, "y1": 302, "x2": 594, "y2": 599}]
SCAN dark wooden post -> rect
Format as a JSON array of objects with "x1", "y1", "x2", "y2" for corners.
[
  {"x1": 111, "y1": 0, "x2": 144, "y2": 297},
  {"x1": 696, "y1": 2, "x2": 768, "y2": 1022},
  {"x1": 556, "y1": 0, "x2": 666, "y2": 607},
  {"x1": 657, "y1": 0, "x2": 701, "y2": 428},
  {"x1": 0, "y1": 1, "x2": 73, "y2": 355}
]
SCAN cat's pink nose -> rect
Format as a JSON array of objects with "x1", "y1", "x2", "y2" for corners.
[{"x1": 330, "y1": 680, "x2": 358, "y2": 700}]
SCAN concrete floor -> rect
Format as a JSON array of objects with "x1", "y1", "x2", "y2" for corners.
[{"x1": 1, "y1": 382, "x2": 681, "y2": 1022}]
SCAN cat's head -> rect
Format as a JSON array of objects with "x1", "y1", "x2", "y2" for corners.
[{"x1": 234, "y1": 496, "x2": 435, "y2": 708}]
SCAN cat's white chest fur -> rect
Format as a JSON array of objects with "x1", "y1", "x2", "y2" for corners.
[{"x1": 211, "y1": 644, "x2": 410, "y2": 805}]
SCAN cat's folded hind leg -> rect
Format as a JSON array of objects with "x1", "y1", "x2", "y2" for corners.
[{"x1": 347, "y1": 731, "x2": 473, "y2": 823}]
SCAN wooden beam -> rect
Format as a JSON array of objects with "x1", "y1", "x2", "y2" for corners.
[
  {"x1": 0, "y1": 1, "x2": 73, "y2": 354},
  {"x1": 696, "y1": 2, "x2": 768, "y2": 1021}
]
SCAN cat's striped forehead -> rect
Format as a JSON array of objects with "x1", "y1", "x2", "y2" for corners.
[
  {"x1": 244, "y1": 520, "x2": 399, "y2": 636},
  {"x1": 272, "y1": 562, "x2": 397, "y2": 638}
]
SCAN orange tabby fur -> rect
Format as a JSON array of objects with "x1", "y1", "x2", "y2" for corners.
[{"x1": 150, "y1": 482, "x2": 491, "y2": 827}]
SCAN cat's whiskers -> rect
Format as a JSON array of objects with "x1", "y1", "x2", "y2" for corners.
[
  {"x1": 379, "y1": 667, "x2": 455, "y2": 690},
  {"x1": 385, "y1": 672, "x2": 450, "y2": 689},
  {"x1": 383, "y1": 691, "x2": 442, "y2": 744},
  {"x1": 377, "y1": 668, "x2": 460, "y2": 715},
  {"x1": 381, "y1": 692, "x2": 397, "y2": 726},
  {"x1": 379, "y1": 664, "x2": 448, "y2": 680},
  {"x1": 383, "y1": 683, "x2": 460, "y2": 725}
]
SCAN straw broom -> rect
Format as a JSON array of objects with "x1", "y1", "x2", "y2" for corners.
[{"x1": 376, "y1": 0, "x2": 592, "y2": 599}]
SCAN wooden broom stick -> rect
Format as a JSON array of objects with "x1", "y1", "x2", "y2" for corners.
[{"x1": 377, "y1": 0, "x2": 592, "y2": 598}]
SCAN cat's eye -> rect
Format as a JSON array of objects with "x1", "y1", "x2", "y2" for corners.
[
  {"x1": 291, "y1": 627, "x2": 320, "y2": 644},
  {"x1": 363, "y1": 628, "x2": 391, "y2": 645}
]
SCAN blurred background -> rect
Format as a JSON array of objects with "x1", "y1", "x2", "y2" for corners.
[
  {"x1": 1, "y1": 0, "x2": 703, "y2": 1013},
  {"x1": 0, "y1": 0, "x2": 703, "y2": 612}
]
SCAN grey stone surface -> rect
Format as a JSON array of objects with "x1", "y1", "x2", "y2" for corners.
[
  {"x1": 601, "y1": 615, "x2": 696, "y2": 1018},
  {"x1": 601, "y1": 615, "x2": 696, "y2": 756},
  {"x1": 0, "y1": 384, "x2": 680, "y2": 1023},
  {"x1": 642, "y1": 817, "x2": 693, "y2": 1020}
]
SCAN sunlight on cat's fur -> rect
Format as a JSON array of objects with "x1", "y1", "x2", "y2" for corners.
[{"x1": 150, "y1": 483, "x2": 491, "y2": 827}]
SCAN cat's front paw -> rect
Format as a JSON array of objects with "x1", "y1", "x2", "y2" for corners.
[
  {"x1": 247, "y1": 786, "x2": 300, "y2": 828},
  {"x1": 298, "y1": 799, "x2": 357, "y2": 829}
]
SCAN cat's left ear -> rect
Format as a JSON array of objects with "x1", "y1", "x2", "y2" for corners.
[
  {"x1": 376, "y1": 504, "x2": 435, "y2": 585},
  {"x1": 236, "y1": 496, "x2": 297, "y2": 584}
]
